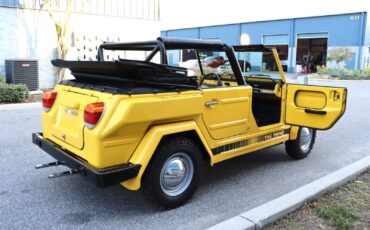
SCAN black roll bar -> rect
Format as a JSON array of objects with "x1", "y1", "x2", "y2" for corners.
[{"x1": 97, "y1": 37, "x2": 247, "y2": 86}]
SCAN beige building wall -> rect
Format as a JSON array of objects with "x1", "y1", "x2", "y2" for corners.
[{"x1": 0, "y1": 4, "x2": 161, "y2": 89}]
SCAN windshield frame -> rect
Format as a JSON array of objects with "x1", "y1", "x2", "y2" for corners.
[{"x1": 233, "y1": 45, "x2": 286, "y2": 83}]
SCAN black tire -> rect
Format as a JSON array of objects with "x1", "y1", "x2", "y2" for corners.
[
  {"x1": 285, "y1": 127, "x2": 316, "y2": 160},
  {"x1": 143, "y1": 136, "x2": 200, "y2": 209}
]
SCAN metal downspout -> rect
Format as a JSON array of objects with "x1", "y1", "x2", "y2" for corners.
[
  {"x1": 358, "y1": 12, "x2": 367, "y2": 71},
  {"x1": 289, "y1": 18, "x2": 295, "y2": 73}
]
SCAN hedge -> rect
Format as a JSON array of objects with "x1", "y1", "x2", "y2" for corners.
[
  {"x1": 316, "y1": 66, "x2": 370, "y2": 79},
  {"x1": 364, "y1": 67, "x2": 370, "y2": 77},
  {"x1": 0, "y1": 83, "x2": 29, "y2": 103}
]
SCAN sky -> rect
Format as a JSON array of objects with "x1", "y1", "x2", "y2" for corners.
[{"x1": 161, "y1": 0, "x2": 370, "y2": 30}]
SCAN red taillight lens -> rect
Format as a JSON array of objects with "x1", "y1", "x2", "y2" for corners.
[
  {"x1": 42, "y1": 91, "x2": 58, "y2": 112},
  {"x1": 84, "y1": 102, "x2": 105, "y2": 129}
]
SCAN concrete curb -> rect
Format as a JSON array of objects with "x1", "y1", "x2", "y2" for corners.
[
  {"x1": 309, "y1": 79, "x2": 370, "y2": 82},
  {"x1": 208, "y1": 155, "x2": 370, "y2": 230},
  {"x1": 0, "y1": 102, "x2": 41, "y2": 111}
]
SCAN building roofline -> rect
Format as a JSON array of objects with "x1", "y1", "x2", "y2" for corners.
[{"x1": 162, "y1": 11, "x2": 367, "y2": 32}]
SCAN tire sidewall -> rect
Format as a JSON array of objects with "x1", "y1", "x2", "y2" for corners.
[
  {"x1": 298, "y1": 127, "x2": 315, "y2": 154},
  {"x1": 144, "y1": 137, "x2": 200, "y2": 208},
  {"x1": 285, "y1": 127, "x2": 317, "y2": 160}
]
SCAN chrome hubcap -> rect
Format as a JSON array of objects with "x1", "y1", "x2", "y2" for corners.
[
  {"x1": 300, "y1": 127, "x2": 312, "y2": 152},
  {"x1": 163, "y1": 159, "x2": 186, "y2": 187},
  {"x1": 160, "y1": 152, "x2": 194, "y2": 196}
]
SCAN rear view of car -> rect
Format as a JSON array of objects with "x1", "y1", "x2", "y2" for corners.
[{"x1": 204, "y1": 56, "x2": 226, "y2": 68}]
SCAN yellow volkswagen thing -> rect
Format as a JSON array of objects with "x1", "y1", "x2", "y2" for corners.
[{"x1": 33, "y1": 38, "x2": 346, "y2": 208}]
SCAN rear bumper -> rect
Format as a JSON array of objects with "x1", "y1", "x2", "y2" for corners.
[{"x1": 32, "y1": 132, "x2": 141, "y2": 187}]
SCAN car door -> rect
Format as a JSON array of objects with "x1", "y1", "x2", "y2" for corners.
[
  {"x1": 285, "y1": 84, "x2": 347, "y2": 130},
  {"x1": 202, "y1": 86, "x2": 252, "y2": 140}
]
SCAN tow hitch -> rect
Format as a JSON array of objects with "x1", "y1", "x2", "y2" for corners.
[
  {"x1": 48, "y1": 169, "x2": 82, "y2": 179},
  {"x1": 33, "y1": 132, "x2": 141, "y2": 187},
  {"x1": 35, "y1": 161, "x2": 63, "y2": 169},
  {"x1": 35, "y1": 161, "x2": 83, "y2": 179}
]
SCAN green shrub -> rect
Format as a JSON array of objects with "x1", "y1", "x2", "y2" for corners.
[
  {"x1": 316, "y1": 66, "x2": 328, "y2": 74},
  {"x1": 0, "y1": 83, "x2": 29, "y2": 103},
  {"x1": 353, "y1": 69, "x2": 361, "y2": 78},
  {"x1": 316, "y1": 67, "x2": 369, "y2": 79},
  {"x1": 332, "y1": 68, "x2": 353, "y2": 78},
  {"x1": 0, "y1": 74, "x2": 5, "y2": 84},
  {"x1": 364, "y1": 67, "x2": 370, "y2": 77}
]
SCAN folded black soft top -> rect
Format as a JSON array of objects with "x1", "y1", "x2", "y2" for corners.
[{"x1": 51, "y1": 59, "x2": 197, "y2": 89}]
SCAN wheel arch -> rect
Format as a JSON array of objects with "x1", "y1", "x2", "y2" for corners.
[{"x1": 121, "y1": 120, "x2": 213, "y2": 191}]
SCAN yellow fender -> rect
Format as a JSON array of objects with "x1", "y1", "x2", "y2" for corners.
[
  {"x1": 121, "y1": 120, "x2": 213, "y2": 191},
  {"x1": 289, "y1": 125, "x2": 300, "y2": 140}
]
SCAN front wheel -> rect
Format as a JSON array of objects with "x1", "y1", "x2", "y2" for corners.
[
  {"x1": 143, "y1": 136, "x2": 200, "y2": 209},
  {"x1": 285, "y1": 127, "x2": 316, "y2": 159}
]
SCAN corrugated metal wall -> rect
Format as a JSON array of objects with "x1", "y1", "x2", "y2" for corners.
[
  {"x1": 162, "y1": 12, "x2": 366, "y2": 46},
  {"x1": 161, "y1": 12, "x2": 368, "y2": 71},
  {"x1": 163, "y1": 28, "x2": 198, "y2": 38},
  {"x1": 294, "y1": 14, "x2": 362, "y2": 46},
  {"x1": 240, "y1": 20, "x2": 291, "y2": 45},
  {"x1": 364, "y1": 13, "x2": 370, "y2": 46},
  {"x1": 199, "y1": 24, "x2": 240, "y2": 45}
]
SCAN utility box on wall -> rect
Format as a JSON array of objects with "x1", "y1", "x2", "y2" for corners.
[{"x1": 5, "y1": 60, "x2": 39, "y2": 91}]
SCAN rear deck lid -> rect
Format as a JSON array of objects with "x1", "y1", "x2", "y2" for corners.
[{"x1": 51, "y1": 89, "x2": 98, "y2": 149}]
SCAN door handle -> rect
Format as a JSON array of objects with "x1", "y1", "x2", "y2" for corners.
[
  {"x1": 332, "y1": 90, "x2": 341, "y2": 101},
  {"x1": 304, "y1": 108, "x2": 327, "y2": 115},
  {"x1": 206, "y1": 101, "x2": 219, "y2": 107}
]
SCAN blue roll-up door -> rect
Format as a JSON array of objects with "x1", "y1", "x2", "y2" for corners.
[{"x1": 263, "y1": 35, "x2": 289, "y2": 45}]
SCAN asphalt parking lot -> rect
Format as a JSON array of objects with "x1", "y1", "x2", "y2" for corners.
[{"x1": 0, "y1": 80, "x2": 369, "y2": 230}]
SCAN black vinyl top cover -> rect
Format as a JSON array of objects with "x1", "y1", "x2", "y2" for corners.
[
  {"x1": 233, "y1": 45, "x2": 272, "y2": 52},
  {"x1": 51, "y1": 59, "x2": 198, "y2": 89},
  {"x1": 51, "y1": 37, "x2": 245, "y2": 91},
  {"x1": 158, "y1": 37, "x2": 226, "y2": 50},
  {"x1": 100, "y1": 37, "x2": 227, "y2": 51}
]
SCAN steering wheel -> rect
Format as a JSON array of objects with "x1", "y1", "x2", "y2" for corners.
[{"x1": 200, "y1": 73, "x2": 223, "y2": 87}]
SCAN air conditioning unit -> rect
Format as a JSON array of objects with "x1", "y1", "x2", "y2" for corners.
[{"x1": 5, "y1": 59, "x2": 39, "y2": 91}]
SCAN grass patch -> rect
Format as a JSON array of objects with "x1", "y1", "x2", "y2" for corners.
[
  {"x1": 266, "y1": 170, "x2": 370, "y2": 230},
  {"x1": 316, "y1": 204, "x2": 357, "y2": 230}
]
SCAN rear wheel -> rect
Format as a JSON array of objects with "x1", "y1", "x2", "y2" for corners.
[
  {"x1": 285, "y1": 127, "x2": 316, "y2": 159},
  {"x1": 143, "y1": 136, "x2": 200, "y2": 209}
]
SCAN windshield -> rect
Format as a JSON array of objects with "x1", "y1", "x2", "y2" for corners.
[
  {"x1": 168, "y1": 49, "x2": 236, "y2": 79},
  {"x1": 234, "y1": 50, "x2": 282, "y2": 80},
  {"x1": 199, "y1": 51, "x2": 233, "y2": 77}
]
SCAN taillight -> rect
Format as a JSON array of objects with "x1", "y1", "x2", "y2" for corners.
[
  {"x1": 42, "y1": 91, "x2": 58, "y2": 112},
  {"x1": 84, "y1": 102, "x2": 105, "y2": 130}
]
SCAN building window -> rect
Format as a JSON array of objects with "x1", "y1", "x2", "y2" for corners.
[
  {"x1": 0, "y1": 0, "x2": 161, "y2": 20},
  {"x1": 265, "y1": 45, "x2": 288, "y2": 60},
  {"x1": 89, "y1": 0, "x2": 98, "y2": 14}
]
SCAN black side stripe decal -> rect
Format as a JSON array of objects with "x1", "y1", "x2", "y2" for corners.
[{"x1": 212, "y1": 129, "x2": 290, "y2": 155}]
